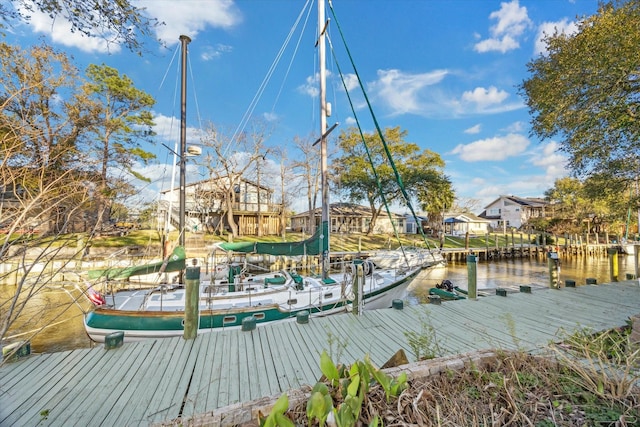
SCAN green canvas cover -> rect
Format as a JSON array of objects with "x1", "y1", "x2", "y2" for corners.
[
  {"x1": 217, "y1": 222, "x2": 328, "y2": 256},
  {"x1": 88, "y1": 246, "x2": 186, "y2": 280}
]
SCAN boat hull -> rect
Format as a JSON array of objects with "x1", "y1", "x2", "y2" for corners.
[{"x1": 84, "y1": 267, "x2": 420, "y2": 342}]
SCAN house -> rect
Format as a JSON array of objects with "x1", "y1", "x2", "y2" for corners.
[
  {"x1": 290, "y1": 203, "x2": 406, "y2": 234},
  {"x1": 479, "y1": 195, "x2": 548, "y2": 231},
  {"x1": 158, "y1": 176, "x2": 283, "y2": 236},
  {"x1": 443, "y1": 212, "x2": 491, "y2": 237},
  {"x1": 404, "y1": 214, "x2": 430, "y2": 234}
]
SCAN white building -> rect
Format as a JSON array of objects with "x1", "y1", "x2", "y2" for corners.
[{"x1": 479, "y1": 195, "x2": 548, "y2": 231}]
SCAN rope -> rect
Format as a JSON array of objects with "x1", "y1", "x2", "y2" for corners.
[
  {"x1": 225, "y1": 0, "x2": 313, "y2": 158},
  {"x1": 327, "y1": 1, "x2": 433, "y2": 254},
  {"x1": 325, "y1": 34, "x2": 410, "y2": 265}
]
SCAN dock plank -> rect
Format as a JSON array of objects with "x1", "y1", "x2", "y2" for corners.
[
  {"x1": 184, "y1": 330, "x2": 220, "y2": 417},
  {"x1": 1, "y1": 281, "x2": 639, "y2": 426},
  {"x1": 8, "y1": 347, "x2": 110, "y2": 426}
]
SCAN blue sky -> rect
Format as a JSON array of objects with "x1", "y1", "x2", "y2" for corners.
[{"x1": 5, "y1": 0, "x2": 600, "y2": 214}]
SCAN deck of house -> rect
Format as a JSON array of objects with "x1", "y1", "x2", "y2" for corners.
[{"x1": 1, "y1": 280, "x2": 639, "y2": 426}]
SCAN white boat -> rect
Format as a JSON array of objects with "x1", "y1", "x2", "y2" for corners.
[
  {"x1": 368, "y1": 247, "x2": 445, "y2": 270},
  {"x1": 85, "y1": 260, "x2": 419, "y2": 342},
  {"x1": 84, "y1": 3, "x2": 427, "y2": 342}
]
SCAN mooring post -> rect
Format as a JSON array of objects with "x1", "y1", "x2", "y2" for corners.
[
  {"x1": 353, "y1": 263, "x2": 364, "y2": 315},
  {"x1": 607, "y1": 248, "x2": 619, "y2": 282},
  {"x1": 466, "y1": 253, "x2": 477, "y2": 300},
  {"x1": 184, "y1": 265, "x2": 200, "y2": 340},
  {"x1": 547, "y1": 251, "x2": 560, "y2": 289}
]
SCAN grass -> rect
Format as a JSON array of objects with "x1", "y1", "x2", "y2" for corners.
[
  {"x1": 279, "y1": 327, "x2": 640, "y2": 426},
  {"x1": 82, "y1": 228, "x2": 560, "y2": 252}
]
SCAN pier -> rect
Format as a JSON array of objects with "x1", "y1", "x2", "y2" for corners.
[{"x1": 1, "y1": 280, "x2": 639, "y2": 426}]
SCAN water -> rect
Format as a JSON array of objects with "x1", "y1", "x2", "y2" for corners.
[
  {"x1": 1, "y1": 253, "x2": 634, "y2": 354},
  {"x1": 408, "y1": 253, "x2": 637, "y2": 303}
]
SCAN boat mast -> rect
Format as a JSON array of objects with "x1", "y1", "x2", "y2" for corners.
[
  {"x1": 319, "y1": 0, "x2": 329, "y2": 279},
  {"x1": 179, "y1": 35, "x2": 191, "y2": 248}
]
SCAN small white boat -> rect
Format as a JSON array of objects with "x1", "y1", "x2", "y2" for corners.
[{"x1": 368, "y1": 247, "x2": 445, "y2": 270}]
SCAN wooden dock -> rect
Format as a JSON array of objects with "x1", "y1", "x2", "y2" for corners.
[{"x1": 1, "y1": 281, "x2": 639, "y2": 426}]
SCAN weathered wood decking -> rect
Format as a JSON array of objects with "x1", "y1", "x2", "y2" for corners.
[{"x1": 1, "y1": 281, "x2": 639, "y2": 426}]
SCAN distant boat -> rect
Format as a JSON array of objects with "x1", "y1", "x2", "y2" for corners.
[
  {"x1": 84, "y1": 4, "x2": 426, "y2": 342},
  {"x1": 368, "y1": 246, "x2": 445, "y2": 270}
]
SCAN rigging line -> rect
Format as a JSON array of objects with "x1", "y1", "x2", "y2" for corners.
[
  {"x1": 224, "y1": 0, "x2": 312, "y2": 158},
  {"x1": 270, "y1": 0, "x2": 314, "y2": 114},
  {"x1": 187, "y1": 48, "x2": 205, "y2": 136},
  {"x1": 327, "y1": 34, "x2": 409, "y2": 266},
  {"x1": 157, "y1": 43, "x2": 182, "y2": 92},
  {"x1": 328, "y1": 1, "x2": 432, "y2": 251}
]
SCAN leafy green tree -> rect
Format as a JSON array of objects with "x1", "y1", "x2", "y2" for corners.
[
  {"x1": 3, "y1": 0, "x2": 158, "y2": 53},
  {"x1": 520, "y1": 0, "x2": 640, "y2": 197},
  {"x1": 334, "y1": 126, "x2": 451, "y2": 234},
  {"x1": 82, "y1": 63, "x2": 155, "y2": 228},
  {"x1": 544, "y1": 176, "x2": 629, "y2": 235},
  {"x1": 0, "y1": 41, "x2": 92, "y2": 233},
  {"x1": 0, "y1": 42, "x2": 95, "y2": 344}
]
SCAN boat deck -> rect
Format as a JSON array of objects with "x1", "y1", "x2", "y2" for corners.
[{"x1": 1, "y1": 281, "x2": 639, "y2": 426}]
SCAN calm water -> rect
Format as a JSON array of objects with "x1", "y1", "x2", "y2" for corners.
[{"x1": 1, "y1": 253, "x2": 635, "y2": 354}]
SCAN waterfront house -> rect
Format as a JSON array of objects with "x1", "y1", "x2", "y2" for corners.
[
  {"x1": 479, "y1": 195, "x2": 548, "y2": 231},
  {"x1": 444, "y1": 212, "x2": 491, "y2": 236},
  {"x1": 290, "y1": 203, "x2": 407, "y2": 234},
  {"x1": 158, "y1": 176, "x2": 283, "y2": 236}
]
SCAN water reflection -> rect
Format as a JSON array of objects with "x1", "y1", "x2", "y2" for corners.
[
  {"x1": 0, "y1": 285, "x2": 94, "y2": 354},
  {"x1": 1, "y1": 253, "x2": 635, "y2": 354},
  {"x1": 408, "y1": 253, "x2": 637, "y2": 304}
]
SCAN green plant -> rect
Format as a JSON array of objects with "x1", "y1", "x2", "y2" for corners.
[
  {"x1": 307, "y1": 382, "x2": 333, "y2": 427},
  {"x1": 403, "y1": 315, "x2": 440, "y2": 361},
  {"x1": 312, "y1": 351, "x2": 406, "y2": 425},
  {"x1": 551, "y1": 325, "x2": 640, "y2": 400},
  {"x1": 325, "y1": 329, "x2": 348, "y2": 362},
  {"x1": 259, "y1": 393, "x2": 294, "y2": 427}
]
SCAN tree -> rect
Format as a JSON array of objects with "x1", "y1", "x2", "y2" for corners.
[
  {"x1": 82, "y1": 63, "x2": 156, "y2": 229},
  {"x1": 3, "y1": 0, "x2": 158, "y2": 54},
  {"x1": 520, "y1": 0, "x2": 640, "y2": 195},
  {"x1": 417, "y1": 177, "x2": 454, "y2": 238},
  {"x1": 543, "y1": 176, "x2": 628, "y2": 235},
  {"x1": 0, "y1": 42, "x2": 95, "y2": 345},
  {"x1": 291, "y1": 135, "x2": 321, "y2": 234},
  {"x1": 197, "y1": 121, "x2": 270, "y2": 237},
  {"x1": 334, "y1": 126, "x2": 450, "y2": 235}
]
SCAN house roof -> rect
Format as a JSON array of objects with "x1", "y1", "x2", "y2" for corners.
[
  {"x1": 483, "y1": 195, "x2": 548, "y2": 210},
  {"x1": 160, "y1": 176, "x2": 272, "y2": 194},
  {"x1": 291, "y1": 203, "x2": 404, "y2": 219},
  {"x1": 444, "y1": 212, "x2": 491, "y2": 224}
]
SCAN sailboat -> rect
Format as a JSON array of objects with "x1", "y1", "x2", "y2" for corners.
[{"x1": 84, "y1": 3, "x2": 424, "y2": 343}]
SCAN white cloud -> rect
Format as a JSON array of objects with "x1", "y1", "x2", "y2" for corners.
[
  {"x1": 201, "y1": 44, "x2": 233, "y2": 61},
  {"x1": 451, "y1": 133, "x2": 529, "y2": 161},
  {"x1": 153, "y1": 113, "x2": 203, "y2": 145},
  {"x1": 141, "y1": 0, "x2": 242, "y2": 45},
  {"x1": 504, "y1": 121, "x2": 526, "y2": 133},
  {"x1": 21, "y1": 3, "x2": 119, "y2": 53},
  {"x1": 342, "y1": 74, "x2": 360, "y2": 92},
  {"x1": 534, "y1": 19, "x2": 579, "y2": 55},
  {"x1": 19, "y1": 0, "x2": 241, "y2": 53},
  {"x1": 464, "y1": 124, "x2": 482, "y2": 134},
  {"x1": 462, "y1": 86, "x2": 509, "y2": 108},
  {"x1": 474, "y1": 36, "x2": 519, "y2": 54},
  {"x1": 263, "y1": 112, "x2": 278, "y2": 122},
  {"x1": 369, "y1": 68, "x2": 449, "y2": 116},
  {"x1": 474, "y1": 0, "x2": 532, "y2": 53},
  {"x1": 529, "y1": 141, "x2": 568, "y2": 179}
]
